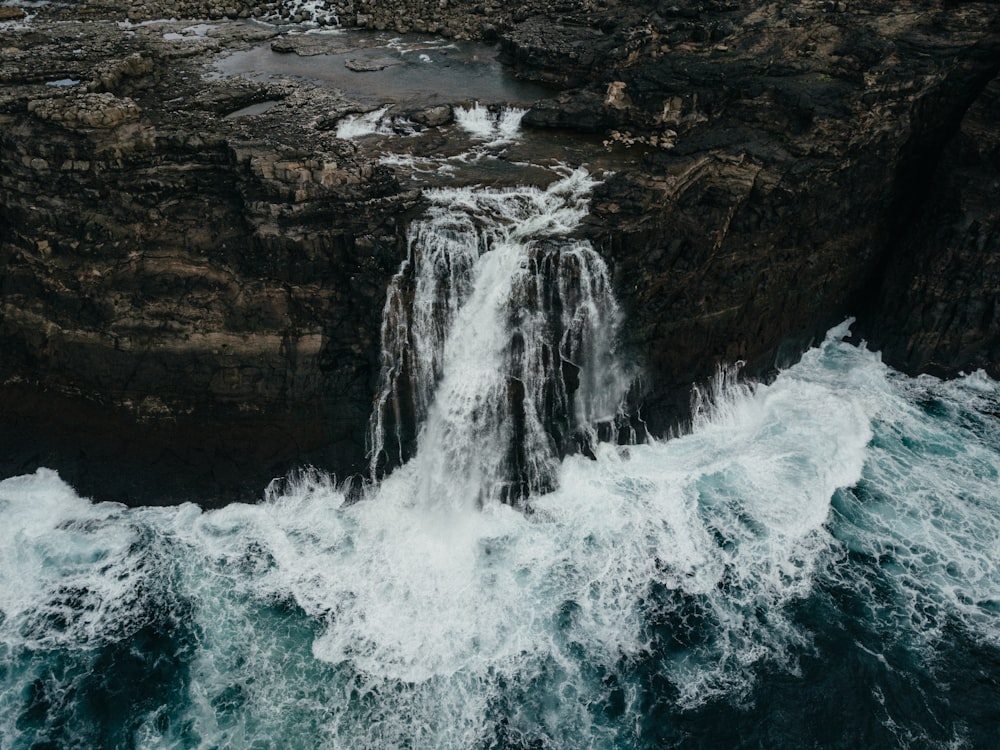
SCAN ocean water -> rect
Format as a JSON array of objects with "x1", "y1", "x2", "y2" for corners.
[
  {"x1": 2, "y1": 172, "x2": 998, "y2": 748},
  {"x1": 2, "y1": 324, "x2": 998, "y2": 749}
]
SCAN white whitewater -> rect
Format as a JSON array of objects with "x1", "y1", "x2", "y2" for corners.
[
  {"x1": 335, "y1": 106, "x2": 418, "y2": 139},
  {"x1": 454, "y1": 102, "x2": 526, "y2": 145},
  {"x1": 368, "y1": 168, "x2": 632, "y2": 507},
  {"x1": 336, "y1": 103, "x2": 524, "y2": 144},
  {"x1": 269, "y1": 0, "x2": 340, "y2": 26},
  {"x1": 1, "y1": 326, "x2": 998, "y2": 748}
]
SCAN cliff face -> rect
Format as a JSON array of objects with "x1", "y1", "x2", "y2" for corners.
[
  {"x1": 865, "y1": 71, "x2": 1000, "y2": 379},
  {"x1": 508, "y1": 0, "x2": 1000, "y2": 430},
  {"x1": 1, "y1": 1, "x2": 998, "y2": 504},
  {"x1": 0, "y1": 18, "x2": 416, "y2": 503}
]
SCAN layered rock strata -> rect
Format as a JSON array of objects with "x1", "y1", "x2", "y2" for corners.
[
  {"x1": 865, "y1": 72, "x2": 1000, "y2": 379},
  {"x1": 517, "y1": 1, "x2": 1000, "y2": 430},
  {"x1": 0, "y1": 18, "x2": 415, "y2": 503},
  {"x1": 2, "y1": 0, "x2": 999, "y2": 504}
]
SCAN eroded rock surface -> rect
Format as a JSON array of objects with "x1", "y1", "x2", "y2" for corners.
[
  {"x1": 866, "y1": 72, "x2": 1000, "y2": 379},
  {"x1": 0, "y1": 15, "x2": 416, "y2": 503},
  {"x1": 551, "y1": 1, "x2": 1000, "y2": 430},
  {"x1": 2, "y1": 0, "x2": 999, "y2": 504}
]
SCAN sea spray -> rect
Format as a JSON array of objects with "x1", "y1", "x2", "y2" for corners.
[{"x1": 2, "y1": 339, "x2": 998, "y2": 748}]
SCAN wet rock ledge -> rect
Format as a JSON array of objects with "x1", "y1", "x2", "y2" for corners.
[{"x1": 1, "y1": 0, "x2": 999, "y2": 505}]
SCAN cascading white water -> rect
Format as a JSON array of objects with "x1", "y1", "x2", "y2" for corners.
[
  {"x1": 453, "y1": 102, "x2": 526, "y2": 145},
  {"x1": 335, "y1": 106, "x2": 419, "y2": 138},
  {"x1": 269, "y1": 0, "x2": 341, "y2": 26},
  {"x1": 337, "y1": 103, "x2": 525, "y2": 145},
  {"x1": 368, "y1": 168, "x2": 632, "y2": 506},
  {"x1": 3, "y1": 324, "x2": 999, "y2": 749}
]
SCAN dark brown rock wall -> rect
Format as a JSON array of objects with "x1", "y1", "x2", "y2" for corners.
[
  {"x1": 865, "y1": 72, "x2": 1000, "y2": 379},
  {"x1": 554, "y1": 2, "x2": 1000, "y2": 431},
  {"x1": 0, "y1": 30, "x2": 415, "y2": 503},
  {"x1": 2, "y1": 0, "x2": 999, "y2": 504}
]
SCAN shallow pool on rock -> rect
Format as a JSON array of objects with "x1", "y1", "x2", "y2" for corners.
[{"x1": 211, "y1": 30, "x2": 553, "y2": 107}]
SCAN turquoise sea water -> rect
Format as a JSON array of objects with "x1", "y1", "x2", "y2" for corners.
[{"x1": 2, "y1": 324, "x2": 998, "y2": 749}]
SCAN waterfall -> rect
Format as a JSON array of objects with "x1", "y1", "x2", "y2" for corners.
[
  {"x1": 335, "y1": 106, "x2": 417, "y2": 139},
  {"x1": 453, "y1": 102, "x2": 526, "y2": 145},
  {"x1": 269, "y1": 1, "x2": 341, "y2": 26},
  {"x1": 336, "y1": 103, "x2": 525, "y2": 143},
  {"x1": 368, "y1": 168, "x2": 632, "y2": 507}
]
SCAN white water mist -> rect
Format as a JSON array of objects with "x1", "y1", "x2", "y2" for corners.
[
  {"x1": 3, "y1": 328, "x2": 998, "y2": 749},
  {"x1": 368, "y1": 168, "x2": 632, "y2": 507},
  {"x1": 453, "y1": 102, "x2": 526, "y2": 145}
]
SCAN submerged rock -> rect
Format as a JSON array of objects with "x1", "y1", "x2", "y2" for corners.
[{"x1": 344, "y1": 57, "x2": 399, "y2": 72}]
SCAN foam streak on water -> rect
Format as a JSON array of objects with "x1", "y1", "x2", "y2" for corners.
[{"x1": 1, "y1": 328, "x2": 999, "y2": 748}]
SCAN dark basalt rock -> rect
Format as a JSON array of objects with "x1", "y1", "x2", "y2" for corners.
[
  {"x1": 863, "y1": 72, "x2": 1000, "y2": 380},
  {"x1": 409, "y1": 104, "x2": 453, "y2": 127},
  {"x1": 498, "y1": 15, "x2": 619, "y2": 88},
  {"x1": 0, "y1": 16, "x2": 418, "y2": 505},
  {"x1": 2, "y1": 0, "x2": 999, "y2": 505},
  {"x1": 565, "y1": 1, "x2": 1000, "y2": 433},
  {"x1": 521, "y1": 90, "x2": 612, "y2": 132}
]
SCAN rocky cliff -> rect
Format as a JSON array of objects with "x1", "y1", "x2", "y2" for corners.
[
  {"x1": 866, "y1": 70, "x2": 1000, "y2": 378},
  {"x1": 510, "y1": 0, "x2": 1000, "y2": 431},
  {"x1": 1, "y1": 0, "x2": 998, "y2": 504},
  {"x1": 0, "y1": 14, "x2": 418, "y2": 503}
]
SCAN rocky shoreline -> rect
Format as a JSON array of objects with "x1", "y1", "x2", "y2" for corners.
[{"x1": 1, "y1": 0, "x2": 998, "y2": 505}]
